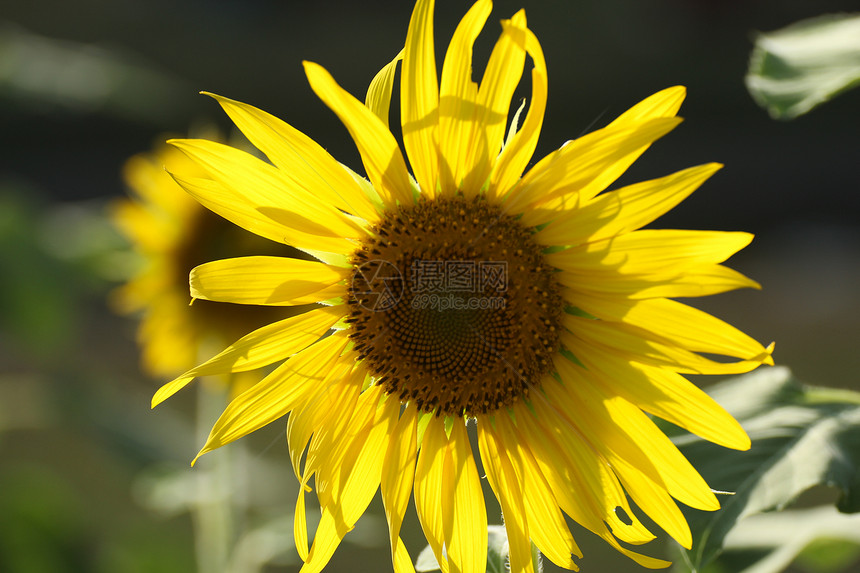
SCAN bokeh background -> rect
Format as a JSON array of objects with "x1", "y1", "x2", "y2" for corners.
[{"x1": 2, "y1": 1, "x2": 859, "y2": 572}]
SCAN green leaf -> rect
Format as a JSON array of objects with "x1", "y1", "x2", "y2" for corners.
[
  {"x1": 746, "y1": 13, "x2": 860, "y2": 119},
  {"x1": 414, "y1": 543, "x2": 440, "y2": 572},
  {"x1": 691, "y1": 506, "x2": 860, "y2": 573},
  {"x1": 795, "y1": 535, "x2": 860, "y2": 573},
  {"x1": 486, "y1": 526, "x2": 510, "y2": 573},
  {"x1": 671, "y1": 367, "x2": 860, "y2": 571}
]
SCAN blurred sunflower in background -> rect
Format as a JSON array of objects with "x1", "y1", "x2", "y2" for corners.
[
  {"x1": 153, "y1": 0, "x2": 774, "y2": 571},
  {"x1": 110, "y1": 139, "x2": 304, "y2": 378},
  {"x1": 111, "y1": 138, "x2": 321, "y2": 572}
]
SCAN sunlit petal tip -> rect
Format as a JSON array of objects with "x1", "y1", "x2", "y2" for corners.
[
  {"x1": 164, "y1": 138, "x2": 185, "y2": 152},
  {"x1": 744, "y1": 342, "x2": 776, "y2": 370},
  {"x1": 763, "y1": 342, "x2": 776, "y2": 365},
  {"x1": 165, "y1": 138, "x2": 206, "y2": 154},
  {"x1": 611, "y1": 85, "x2": 689, "y2": 128},
  {"x1": 365, "y1": 49, "x2": 405, "y2": 128},
  {"x1": 200, "y1": 91, "x2": 241, "y2": 108},
  {"x1": 711, "y1": 409, "x2": 752, "y2": 452},
  {"x1": 301, "y1": 60, "x2": 321, "y2": 75},
  {"x1": 503, "y1": 9, "x2": 528, "y2": 31},
  {"x1": 748, "y1": 277, "x2": 763, "y2": 290},
  {"x1": 190, "y1": 446, "x2": 211, "y2": 467},
  {"x1": 660, "y1": 84, "x2": 687, "y2": 106},
  {"x1": 151, "y1": 388, "x2": 169, "y2": 409},
  {"x1": 735, "y1": 429, "x2": 753, "y2": 452}
]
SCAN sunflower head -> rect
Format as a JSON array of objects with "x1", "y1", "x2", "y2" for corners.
[
  {"x1": 346, "y1": 194, "x2": 564, "y2": 417},
  {"x1": 152, "y1": 1, "x2": 774, "y2": 571}
]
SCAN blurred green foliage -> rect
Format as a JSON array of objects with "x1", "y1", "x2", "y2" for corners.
[
  {"x1": 746, "y1": 14, "x2": 860, "y2": 119},
  {"x1": 669, "y1": 368, "x2": 860, "y2": 573}
]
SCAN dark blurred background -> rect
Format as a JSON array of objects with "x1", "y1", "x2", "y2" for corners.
[{"x1": 2, "y1": 1, "x2": 858, "y2": 572}]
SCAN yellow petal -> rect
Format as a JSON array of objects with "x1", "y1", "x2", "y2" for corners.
[
  {"x1": 536, "y1": 163, "x2": 722, "y2": 247},
  {"x1": 489, "y1": 28, "x2": 547, "y2": 200},
  {"x1": 169, "y1": 138, "x2": 365, "y2": 240},
  {"x1": 611, "y1": 452, "x2": 693, "y2": 549},
  {"x1": 608, "y1": 85, "x2": 686, "y2": 128},
  {"x1": 313, "y1": 383, "x2": 386, "y2": 510},
  {"x1": 550, "y1": 357, "x2": 719, "y2": 512},
  {"x1": 621, "y1": 297, "x2": 772, "y2": 360},
  {"x1": 510, "y1": 406, "x2": 600, "y2": 533},
  {"x1": 563, "y1": 315, "x2": 771, "y2": 376},
  {"x1": 152, "y1": 306, "x2": 344, "y2": 407},
  {"x1": 299, "y1": 507, "x2": 348, "y2": 573},
  {"x1": 603, "y1": 397, "x2": 718, "y2": 514},
  {"x1": 469, "y1": 9, "x2": 528, "y2": 194},
  {"x1": 523, "y1": 397, "x2": 655, "y2": 546},
  {"x1": 547, "y1": 229, "x2": 754, "y2": 273},
  {"x1": 437, "y1": 0, "x2": 491, "y2": 194},
  {"x1": 569, "y1": 340, "x2": 751, "y2": 450},
  {"x1": 340, "y1": 160, "x2": 386, "y2": 211},
  {"x1": 393, "y1": 536, "x2": 417, "y2": 573},
  {"x1": 189, "y1": 256, "x2": 348, "y2": 306},
  {"x1": 494, "y1": 416, "x2": 581, "y2": 570},
  {"x1": 319, "y1": 387, "x2": 393, "y2": 530},
  {"x1": 299, "y1": 366, "x2": 365, "y2": 490},
  {"x1": 477, "y1": 422, "x2": 533, "y2": 573},
  {"x1": 508, "y1": 116, "x2": 683, "y2": 222},
  {"x1": 203, "y1": 93, "x2": 379, "y2": 224},
  {"x1": 298, "y1": 389, "x2": 394, "y2": 573},
  {"x1": 381, "y1": 403, "x2": 419, "y2": 570},
  {"x1": 574, "y1": 86, "x2": 688, "y2": 203},
  {"x1": 366, "y1": 49, "x2": 405, "y2": 130},
  {"x1": 286, "y1": 360, "x2": 359, "y2": 480},
  {"x1": 512, "y1": 404, "x2": 654, "y2": 555},
  {"x1": 543, "y1": 367, "x2": 662, "y2": 493},
  {"x1": 558, "y1": 263, "x2": 760, "y2": 300},
  {"x1": 414, "y1": 418, "x2": 450, "y2": 573},
  {"x1": 168, "y1": 172, "x2": 347, "y2": 263},
  {"x1": 401, "y1": 0, "x2": 440, "y2": 197},
  {"x1": 508, "y1": 409, "x2": 670, "y2": 568},
  {"x1": 193, "y1": 334, "x2": 348, "y2": 463},
  {"x1": 443, "y1": 421, "x2": 487, "y2": 573},
  {"x1": 303, "y1": 61, "x2": 413, "y2": 207},
  {"x1": 294, "y1": 483, "x2": 309, "y2": 561},
  {"x1": 593, "y1": 531, "x2": 672, "y2": 570}
]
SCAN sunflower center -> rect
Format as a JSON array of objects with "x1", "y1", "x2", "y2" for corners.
[{"x1": 347, "y1": 196, "x2": 562, "y2": 417}]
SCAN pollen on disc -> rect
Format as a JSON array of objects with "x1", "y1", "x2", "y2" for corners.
[{"x1": 346, "y1": 195, "x2": 562, "y2": 417}]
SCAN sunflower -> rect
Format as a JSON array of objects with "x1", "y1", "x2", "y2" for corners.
[
  {"x1": 153, "y1": 1, "x2": 774, "y2": 571},
  {"x1": 111, "y1": 140, "x2": 299, "y2": 378}
]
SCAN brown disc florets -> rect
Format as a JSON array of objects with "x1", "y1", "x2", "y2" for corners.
[{"x1": 346, "y1": 195, "x2": 562, "y2": 417}]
